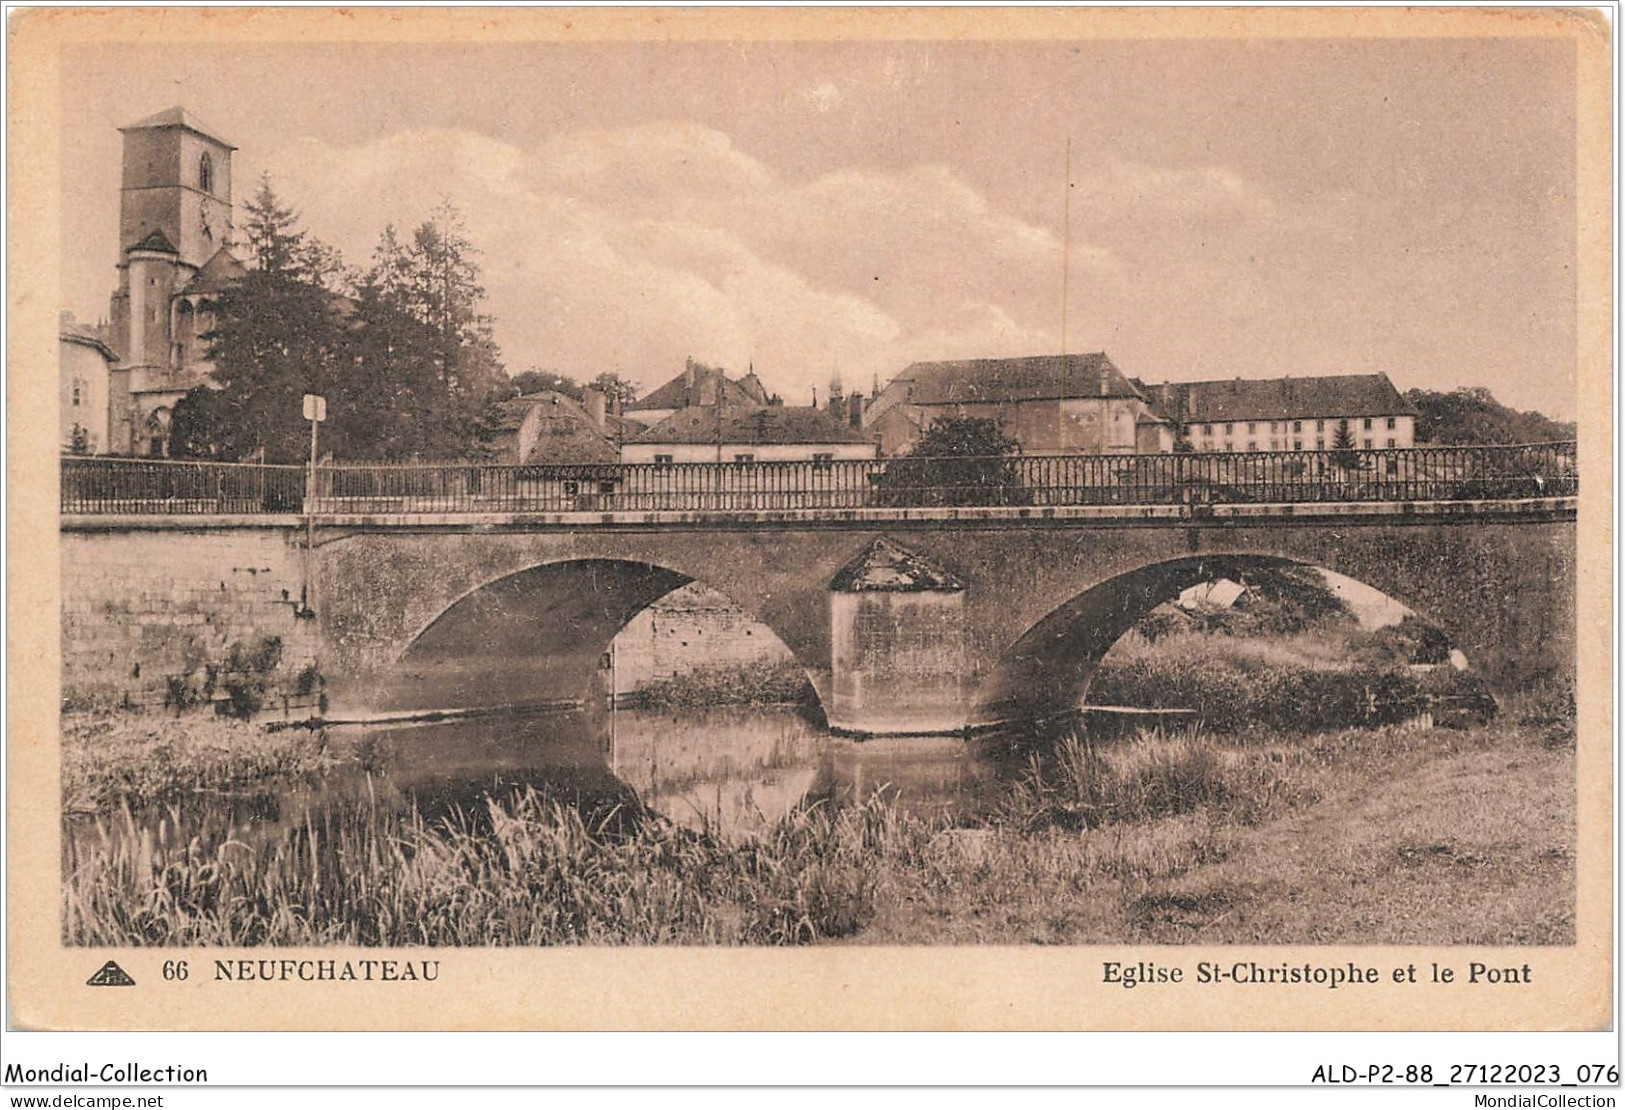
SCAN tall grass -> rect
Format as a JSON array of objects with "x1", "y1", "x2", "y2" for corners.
[
  {"x1": 63, "y1": 788, "x2": 937, "y2": 947},
  {"x1": 996, "y1": 727, "x2": 1311, "y2": 832},
  {"x1": 60, "y1": 713, "x2": 344, "y2": 815}
]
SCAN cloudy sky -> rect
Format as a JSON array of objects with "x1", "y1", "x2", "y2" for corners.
[{"x1": 58, "y1": 27, "x2": 1579, "y2": 417}]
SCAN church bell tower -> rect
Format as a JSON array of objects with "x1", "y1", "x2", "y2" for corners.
[
  {"x1": 116, "y1": 106, "x2": 235, "y2": 271},
  {"x1": 107, "y1": 107, "x2": 237, "y2": 455}
]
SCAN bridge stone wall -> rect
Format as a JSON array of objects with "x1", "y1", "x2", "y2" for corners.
[
  {"x1": 60, "y1": 526, "x2": 319, "y2": 709},
  {"x1": 59, "y1": 512, "x2": 1577, "y2": 727},
  {"x1": 311, "y1": 516, "x2": 1576, "y2": 721}
]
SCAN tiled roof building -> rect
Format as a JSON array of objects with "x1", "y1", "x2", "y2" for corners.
[
  {"x1": 865, "y1": 352, "x2": 1172, "y2": 456},
  {"x1": 1138, "y1": 373, "x2": 1419, "y2": 452}
]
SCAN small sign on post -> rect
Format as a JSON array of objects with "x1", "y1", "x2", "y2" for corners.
[{"x1": 303, "y1": 394, "x2": 327, "y2": 520}]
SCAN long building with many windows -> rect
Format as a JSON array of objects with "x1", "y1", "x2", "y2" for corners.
[{"x1": 1136, "y1": 373, "x2": 1418, "y2": 453}]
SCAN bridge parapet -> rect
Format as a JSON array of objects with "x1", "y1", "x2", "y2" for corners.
[{"x1": 61, "y1": 442, "x2": 1578, "y2": 519}]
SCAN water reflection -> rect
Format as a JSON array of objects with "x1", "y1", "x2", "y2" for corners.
[{"x1": 66, "y1": 705, "x2": 1008, "y2": 858}]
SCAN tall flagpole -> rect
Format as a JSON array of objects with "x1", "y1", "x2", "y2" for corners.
[
  {"x1": 1061, "y1": 136, "x2": 1072, "y2": 359},
  {"x1": 1059, "y1": 137, "x2": 1072, "y2": 452}
]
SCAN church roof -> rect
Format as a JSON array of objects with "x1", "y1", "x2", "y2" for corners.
[
  {"x1": 178, "y1": 248, "x2": 248, "y2": 295},
  {"x1": 120, "y1": 106, "x2": 237, "y2": 150},
  {"x1": 128, "y1": 228, "x2": 179, "y2": 255},
  {"x1": 632, "y1": 404, "x2": 874, "y2": 447},
  {"x1": 893, "y1": 353, "x2": 1144, "y2": 405}
]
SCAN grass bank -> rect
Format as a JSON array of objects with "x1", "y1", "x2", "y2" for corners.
[
  {"x1": 1090, "y1": 625, "x2": 1496, "y2": 732},
  {"x1": 62, "y1": 693, "x2": 1573, "y2": 946},
  {"x1": 60, "y1": 712, "x2": 363, "y2": 815},
  {"x1": 624, "y1": 659, "x2": 814, "y2": 710}
]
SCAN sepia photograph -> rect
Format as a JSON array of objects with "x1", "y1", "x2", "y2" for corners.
[{"x1": 6, "y1": 6, "x2": 1612, "y2": 1043}]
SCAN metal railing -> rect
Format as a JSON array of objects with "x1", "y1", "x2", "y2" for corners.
[
  {"x1": 60, "y1": 456, "x2": 306, "y2": 515},
  {"x1": 61, "y1": 442, "x2": 1578, "y2": 517}
]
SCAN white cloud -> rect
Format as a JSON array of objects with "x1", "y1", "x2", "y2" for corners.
[{"x1": 255, "y1": 121, "x2": 1109, "y2": 400}]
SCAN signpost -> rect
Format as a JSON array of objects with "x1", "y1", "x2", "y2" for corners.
[
  {"x1": 301, "y1": 395, "x2": 327, "y2": 584},
  {"x1": 302, "y1": 393, "x2": 327, "y2": 505}
]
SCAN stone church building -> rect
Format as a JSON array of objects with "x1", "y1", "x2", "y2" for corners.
[{"x1": 61, "y1": 107, "x2": 244, "y2": 456}]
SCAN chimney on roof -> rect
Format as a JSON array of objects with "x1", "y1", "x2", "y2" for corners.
[
  {"x1": 848, "y1": 392, "x2": 863, "y2": 429},
  {"x1": 700, "y1": 373, "x2": 718, "y2": 407},
  {"x1": 584, "y1": 388, "x2": 607, "y2": 429},
  {"x1": 685, "y1": 357, "x2": 696, "y2": 393}
]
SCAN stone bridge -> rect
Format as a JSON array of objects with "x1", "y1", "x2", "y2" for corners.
[{"x1": 61, "y1": 496, "x2": 1577, "y2": 734}]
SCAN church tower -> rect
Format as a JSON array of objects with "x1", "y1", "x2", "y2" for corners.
[
  {"x1": 106, "y1": 108, "x2": 237, "y2": 455},
  {"x1": 116, "y1": 107, "x2": 235, "y2": 271}
]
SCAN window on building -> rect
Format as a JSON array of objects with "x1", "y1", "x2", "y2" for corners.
[
  {"x1": 1292, "y1": 420, "x2": 1302, "y2": 433},
  {"x1": 811, "y1": 452, "x2": 834, "y2": 471},
  {"x1": 733, "y1": 453, "x2": 755, "y2": 467},
  {"x1": 1386, "y1": 416, "x2": 1396, "y2": 430},
  {"x1": 1224, "y1": 423, "x2": 1234, "y2": 435},
  {"x1": 70, "y1": 380, "x2": 83, "y2": 407},
  {"x1": 598, "y1": 481, "x2": 616, "y2": 495},
  {"x1": 199, "y1": 152, "x2": 213, "y2": 193},
  {"x1": 1362, "y1": 417, "x2": 1373, "y2": 431},
  {"x1": 1269, "y1": 438, "x2": 1279, "y2": 450},
  {"x1": 1202, "y1": 424, "x2": 1213, "y2": 436},
  {"x1": 653, "y1": 453, "x2": 673, "y2": 469},
  {"x1": 1246, "y1": 441, "x2": 1257, "y2": 451},
  {"x1": 1224, "y1": 442, "x2": 1234, "y2": 452},
  {"x1": 1316, "y1": 419, "x2": 1325, "y2": 432},
  {"x1": 563, "y1": 481, "x2": 580, "y2": 496},
  {"x1": 1293, "y1": 439, "x2": 1303, "y2": 451},
  {"x1": 1315, "y1": 437, "x2": 1325, "y2": 450},
  {"x1": 1386, "y1": 438, "x2": 1396, "y2": 449},
  {"x1": 1363, "y1": 438, "x2": 1374, "y2": 449},
  {"x1": 1246, "y1": 422, "x2": 1257, "y2": 434}
]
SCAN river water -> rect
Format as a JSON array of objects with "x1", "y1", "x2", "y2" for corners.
[{"x1": 67, "y1": 706, "x2": 1008, "y2": 860}]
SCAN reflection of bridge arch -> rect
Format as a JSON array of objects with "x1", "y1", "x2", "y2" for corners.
[
  {"x1": 376, "y1": 558, "x2": 824, "y2": 718},
  {"x1": 970, "y1": 554, "x2": 1458, "y2": 727}
]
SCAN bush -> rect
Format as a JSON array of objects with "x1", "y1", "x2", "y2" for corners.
[{"x1": 1090, "y1": 651, "x2": 1430, "y2": 734}]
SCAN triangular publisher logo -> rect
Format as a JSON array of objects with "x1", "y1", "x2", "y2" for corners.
[{"x1": 86, "y1": 960, "x2": 135, "y2": 987}]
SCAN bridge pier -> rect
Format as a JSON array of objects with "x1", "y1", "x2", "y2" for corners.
[{"x1": 827, "y1": 539, "x2": 968, "y2": 736}]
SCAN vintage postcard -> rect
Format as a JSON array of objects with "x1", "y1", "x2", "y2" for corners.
[{"x1": 6, "y1": 6, "x2": 1613, "y2": 1039}]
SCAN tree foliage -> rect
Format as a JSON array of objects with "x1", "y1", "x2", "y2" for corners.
[
  {"x1": 1329, "y1": 417, "x2": 1362, "y2": 470},
  {"x1": 878, "y1": 417, "x2": 1028, "y2": 506},
  {"x1": 365, "y1": 201, "x2": 505, "y2": 403},
  {"x1": 1404, "y1": 386, "x2": 1575, "y2": 445},
  {"x1": 590, "y1": 372, "x2": 640, "y2": 408},
  {"x1": 171, "y1": 183, "x2": 509, "y2": 462}
]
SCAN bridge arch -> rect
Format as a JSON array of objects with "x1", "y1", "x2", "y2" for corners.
[
  {"x1": 969, "y1": 553, "x2": 1463, "y2": 727},
  {"x1": 373, "y1": 557, "x2": 825, "y2": 718}
]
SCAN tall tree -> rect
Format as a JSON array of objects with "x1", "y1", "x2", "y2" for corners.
[
  {"x1": 367, "y1": 200, "x2": 505, "y2": 400},
  {"x1": 171, "y1": 177, "x2": 349, "y2": 462},
  {"x1": 241, "y1": 174, "x2": 348, "y2": 291},
  {"x1": 1405, "y1": 386, "x2": 1575, "y2": 445},
  {"x1": 174, "y1": 185, "x2": 510, "y2": 463},
  {"x1": 877, "y1": 417, "x2": 1027, "y2": 506}
]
